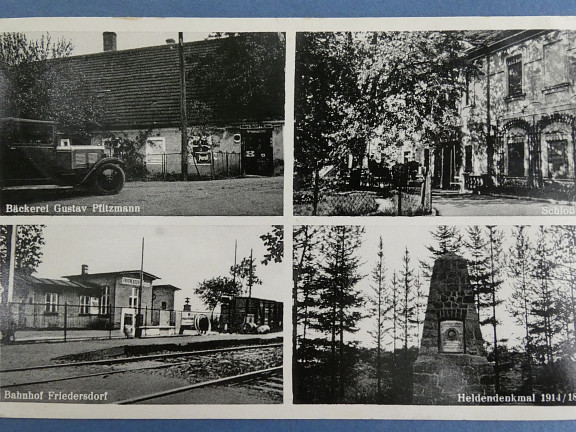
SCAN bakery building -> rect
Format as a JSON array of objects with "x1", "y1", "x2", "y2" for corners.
[{"x1": 63, "y1": 32, "x2": 285, "y2": 178}]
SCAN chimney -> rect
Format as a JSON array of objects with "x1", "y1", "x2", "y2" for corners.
[
  {"x1": 103, "y1": 32, "x2": 117, "y2": 52},
  {"x1": 81, "y1": 264, "x2": 89, "y2": 275},
  {"x1": 165, "y1": 38, "x2": 176, "y2": 45}
]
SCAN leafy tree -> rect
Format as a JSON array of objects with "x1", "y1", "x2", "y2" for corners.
[
  {"x1": 260, "y1": 225, "x2": 284, "y2": 265},
  {"x1": 230, "y1": 255, "x2": 261, "y2": 297},
  {"x1": 0, "y1": 225, "x2": 45, "y2": 282},
  {"x1": 194, "y1": 276, "x2": 242, "y2": 316},
  {"x1": 189, "y1": 33, "x2": 285, "y2": 122},
  {"x1": 0, "y1": 32, "x2": 104, "y2": 134},
  {"x1": 294, "y1": 31, "x2": 474, "y2": 196}
]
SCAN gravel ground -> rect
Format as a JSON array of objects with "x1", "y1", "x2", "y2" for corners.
[
  {"x1": 1, "y1": 346, "x2": 283, "y2": 404},
  {"x1": 1, "y1": 176, "x2": 283, "y2": 216}
]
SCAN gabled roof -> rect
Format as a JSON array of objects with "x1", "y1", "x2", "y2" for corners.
[
  {"x1": 15, "y1": 273, "x2": 99, "y2": 291},
  {"x1": 64, "y1": 270, "x2": 160, "y2": 281},
  {"x1": 55, "y1": 36, "x2": 284, "y2": 130}
]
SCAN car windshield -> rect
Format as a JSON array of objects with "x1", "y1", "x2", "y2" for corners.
[{"x1": 0, "y1": 119, "x2": 55, "y2": 145}]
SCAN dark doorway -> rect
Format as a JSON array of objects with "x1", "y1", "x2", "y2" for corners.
[
  {"x1": 433, "y1": 142, "x2": 461, "y2": 189},
  {"x1": 242, "y1": 128, "x2": 274, "y2": 176}
]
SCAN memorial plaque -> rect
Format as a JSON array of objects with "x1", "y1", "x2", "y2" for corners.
[{"x1": 439, "y1": 320, "x2": 463, "y2": 353}]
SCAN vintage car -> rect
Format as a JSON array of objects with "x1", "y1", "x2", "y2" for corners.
[{"x1": 0, "y1": 117, "x2": 125, "y2": 195}]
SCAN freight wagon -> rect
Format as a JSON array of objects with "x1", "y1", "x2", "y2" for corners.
[{"x1": 219, "y1": 297, "x2": 283, "y2": 334}]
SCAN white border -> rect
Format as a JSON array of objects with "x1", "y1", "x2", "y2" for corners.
[{"x1": 1, "y1": 15, "x2": 576, "y2": 421}]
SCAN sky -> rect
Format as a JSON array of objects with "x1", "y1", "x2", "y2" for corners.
[
  {"x1": 303, "y1": 224, "x2": 566, "y2": 350},
  {"x1": 23, "y1": 31, "x2": 211, "y2": 56},
  {"x1": 34, "y1": 224, "x2": 285, "y2": 310}
]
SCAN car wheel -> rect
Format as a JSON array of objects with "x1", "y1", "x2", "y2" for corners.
[{"x1": 92, "y1": 163, "x2": 125, "y2": 195}]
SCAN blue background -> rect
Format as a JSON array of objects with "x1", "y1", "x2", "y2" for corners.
[
  {"x1": 1, "y1": 0, "x2": 576, "y2": 431},
  {"x1": 0, "y1": 0, "x2": 575, "y2": 18}
]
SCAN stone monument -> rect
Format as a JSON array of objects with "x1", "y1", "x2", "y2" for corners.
[{"x1": 413, "y1": 253, "x2": 494, "y2": 404}]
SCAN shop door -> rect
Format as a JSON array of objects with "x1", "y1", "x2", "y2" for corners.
[{"x1": 242, "y1": 129, "x2": 274, "y2": 176}]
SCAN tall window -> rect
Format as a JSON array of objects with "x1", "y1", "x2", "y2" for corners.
[
  {"x1": 507, "y1": 55, "x2": 523, "y2": 96},
  {"x1": 45, "y1": 293, "x2": 58, "y2": 313},
  {"x1": 80, "y1": 296, "x2": 90, "y2": 314},
  {"x1": 100, "y1": 286, "x2": 110, "y2": 315},
  {"x1": 129, "y1": 287, "x2": 139, "y2": 309},
  {"x1": 508, "y1": 139, "x2": 525, "y2": 177},
  {"x1": 548, "y1": 140, "x2": 569, "y2": 179},
  {"x1": 464, "y1": 145, "x2": 473, "y2": 173},
  {"x1": 543, "y1": 41, "x2": 567, "y2": 88}
]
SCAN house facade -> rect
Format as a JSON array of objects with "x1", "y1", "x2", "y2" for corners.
[
  {"x1": 457, "y1": 30, "x2": 576, "y2": 193},
  {"x1": 4, "y1": 265, "x2": 180, "y2": 330},
  {"x1": 63, "y1": 32, "x2": 285, "y2": 178}
]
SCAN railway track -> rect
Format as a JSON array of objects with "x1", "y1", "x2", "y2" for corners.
[
  {"x1": 0, "y1": 342, "x2": 283, "y2": 404},
  {"x1": 116, "y1": 366, "x2": 283, "y2": 404}
]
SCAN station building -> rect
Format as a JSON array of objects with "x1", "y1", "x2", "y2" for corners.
[{"x1": 5, "y1": 265, "x2": 180, "y2": 330}]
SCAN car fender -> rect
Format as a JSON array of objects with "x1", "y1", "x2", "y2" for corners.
[{"x1": 80, "y1": 157, "x2": 125, "y2": 186}]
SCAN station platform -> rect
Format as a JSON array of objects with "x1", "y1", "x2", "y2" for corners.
[{"x1": 0, "y1": 332, "x2": 283, "y2": 370}]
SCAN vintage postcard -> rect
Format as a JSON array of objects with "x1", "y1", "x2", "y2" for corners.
[{"x1": 0, "y1": 15, "x2": 576, "y2": 422}]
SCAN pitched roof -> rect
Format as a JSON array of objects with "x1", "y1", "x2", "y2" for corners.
[
  {"x1": 15, "y1": 273, "x2": 99, "y2": 292},
  {"x1": 464, "y1": 30, "x2": 553, "y2": 59},
  {"x1": 64, "y1": 270, "x2": 160, "y2": 281},
  {"x1": 56, "y1": 36, "x2": 284, "y2": 130}
]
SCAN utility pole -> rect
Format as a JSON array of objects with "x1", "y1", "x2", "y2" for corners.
[
  {"x1": 232, "y1": 240, "x2": 238, "y2": 286},
  {"x1": 248, "y1": 248, "x2": 254, "y2": 298},
  {"x1": 135, "y1": 237, "x2": 145, "y2": 338},
  {"x1": 179, "y1": 32, "x2": 189, "y2": 180},
  {"x1": 7, "y1": 225, "x2": 17, "y2": 303}
]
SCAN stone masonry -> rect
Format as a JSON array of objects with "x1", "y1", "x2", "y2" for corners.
[{"x1": 413, "y1": 253, "x2": 494, "y2": 404}]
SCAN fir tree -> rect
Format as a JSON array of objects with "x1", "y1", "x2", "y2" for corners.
[
  {"x1": 368, "y1": 236, "x2": 390, "y2": 399},
  {"x1": 530, "y1": 226, "x2": 559, "y2": 365},
  {"x1": 507, "y1": 225, "x2": 534, "y2": 392},
  {"x1": 485, "y1": 225, "x2": 505, "y2": 392},
  {"x1": 420, "y1": 225, "x2": 463, "y2": 281},
  {"x1": 312, "y1": 225, "x2": 365, "y2": 401},
  {"x1": 464, "y1": 226, "x2": 491, "y2": 320}
]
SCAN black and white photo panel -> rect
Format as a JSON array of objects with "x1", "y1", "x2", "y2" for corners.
[
  {"x1": 293, "y1": 224, "x2": 576, "y2": 405},
  {"x1": 294, "y1": 30, "x2": 576, "y2": 217},
  {"x1": 1, "y1": 31, "x2": 285, "y2": 216},
  {"x1": 0, "y1": 224, "x2": 284, "y2": 404}
]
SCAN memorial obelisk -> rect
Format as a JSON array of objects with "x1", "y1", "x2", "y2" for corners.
[{"x1": 413, "y1": 253, "x2": 494, "y2": 404}]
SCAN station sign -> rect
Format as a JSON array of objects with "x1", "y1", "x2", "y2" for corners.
[{"x1": 121, "y1": 277, "x2": 152, "y2": 288}]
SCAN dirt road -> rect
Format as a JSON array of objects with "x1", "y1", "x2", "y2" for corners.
[{"x1": 1, "y1": 176, "x2": 283, "y2": 216}]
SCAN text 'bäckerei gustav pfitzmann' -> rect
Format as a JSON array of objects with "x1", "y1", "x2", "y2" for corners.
[
  {"x1": 458, "y1": 393, "x2": 576, "y2": 404},
  {"x1": 4, "y1": 390, "x2": 109, "y2": 401},
  {"x1": 4, "y1": 204, "x2": 141, "y2": 214}
]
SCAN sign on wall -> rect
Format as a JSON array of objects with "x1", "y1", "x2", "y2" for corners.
[{"x1": 121, "y1": 277, "x2": 152, "y2": 288}]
